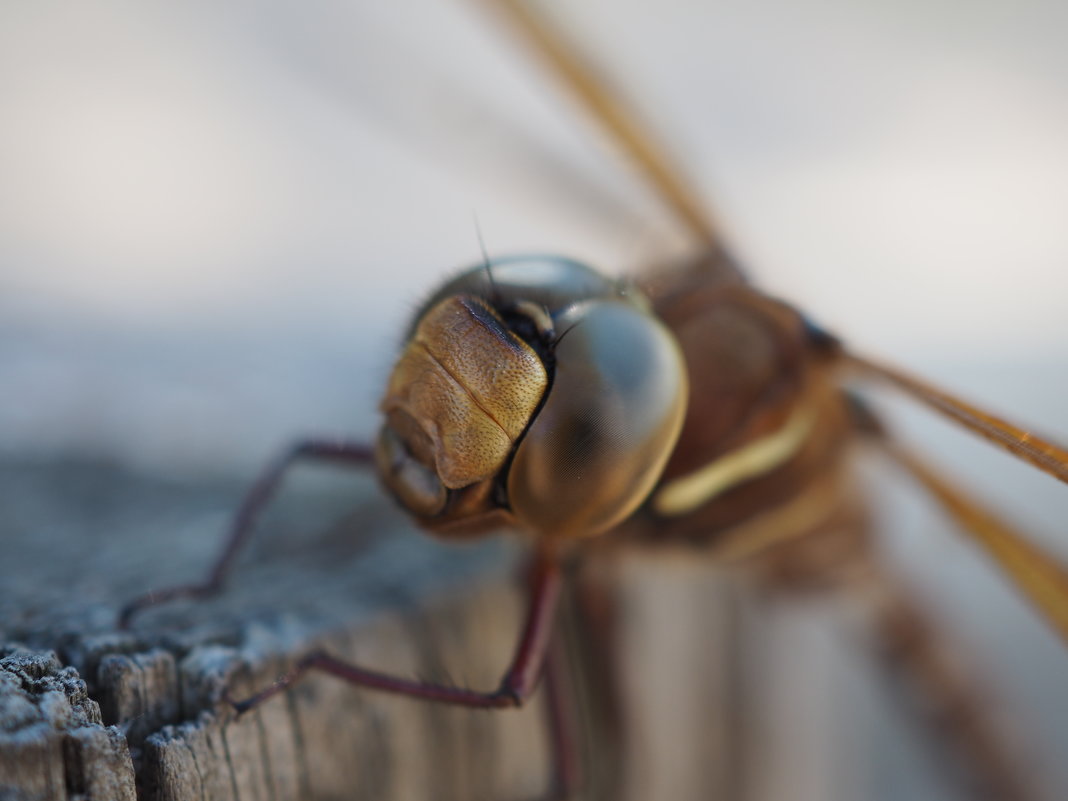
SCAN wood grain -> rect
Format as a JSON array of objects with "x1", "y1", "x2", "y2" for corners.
[
  {"x1": 0, "y1": 457, "x2": 556, "y2": 801},
  {"x1": 3, "y1": 455, "x2": 1012, "y2": 801}
]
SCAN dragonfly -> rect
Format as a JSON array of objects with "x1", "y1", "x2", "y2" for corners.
[{"x1": 115, "y1": 1, "x2": 1068, "y2": 799}]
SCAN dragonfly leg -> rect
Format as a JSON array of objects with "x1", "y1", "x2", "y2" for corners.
[
  {"x1": 740, "y1": 476, "x2": 1041, "y2": 797},
  {"x1": 858, "y1": 565, "x2": 1041, "y2": 801},
  {"x1": 229, "y1": 549, "x2": 563, "y2": 713},
  {"x1": 118, "y1": 438, "x2": 374, "y2": 628},
  {"x1": 533, "y1": 635, "x2": 582, "y2": 801}
]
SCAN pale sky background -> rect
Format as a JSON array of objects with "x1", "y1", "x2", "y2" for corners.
[
  {"x1": 1, "y1": 0, "x2": 1066, "y2": 472},
  {"x1": 1, "y1": 1, "x2": 1067, "y2": 796}
]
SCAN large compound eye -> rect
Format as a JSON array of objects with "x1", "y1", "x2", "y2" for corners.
[{"x1": 508, "y1": 299, "x2": 688, "y2": 539}]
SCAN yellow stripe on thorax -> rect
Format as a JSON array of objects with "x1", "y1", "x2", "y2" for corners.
[
  {"x1": 706, "y1": 472, "x2": 843, "y2": 563},
  {"x1": 652, "y1": 403, "x2": 817, "y2": 517}
]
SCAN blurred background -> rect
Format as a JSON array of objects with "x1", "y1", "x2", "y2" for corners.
[{"x1": 2, "y1": 0, "x2": 1067, "y2": 798}]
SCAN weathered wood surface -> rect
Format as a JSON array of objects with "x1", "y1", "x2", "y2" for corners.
[
  {"x1": 0, "y1": 457, "x2": 554, "y2": 800},
  {"x1": 0, "y1": 455, "x2": 871, "y2": 801},
  {"x1": 0, "y1": 650, "x2": 136, "y2": 801},
  {"x1": 5, "y1": 455, "x2": 1043, "y2": 801}
]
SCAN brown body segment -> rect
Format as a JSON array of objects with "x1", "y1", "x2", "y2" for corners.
[{"x1": 632, "y1": 265, "x2": 854, "y2": 546}]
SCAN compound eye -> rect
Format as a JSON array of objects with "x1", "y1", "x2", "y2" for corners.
[{"x1": 508, "y1": 299, "x2": 688, "y2": 539}]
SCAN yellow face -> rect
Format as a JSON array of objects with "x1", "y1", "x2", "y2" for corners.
[{"x1": 377, "y1": 293, "x2": 548, "y2": 524}]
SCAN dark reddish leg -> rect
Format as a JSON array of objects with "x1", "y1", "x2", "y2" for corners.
[
  {"x1": 229, "y1": 549, "x2": 563, "y2": 712},
  {"x1": 118, "y1": 439, "x2": 374, "y2": 628},
  {"x1": 538, "y1": 634, "x2": 582, "y2": 801},
  {"x1": 865, "y1": 569, "x2": 1041, "y2": 801}
]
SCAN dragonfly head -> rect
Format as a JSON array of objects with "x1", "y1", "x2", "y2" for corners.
[{"x1": 377, "y1": 256, "x2": 688, "y2": 541}]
